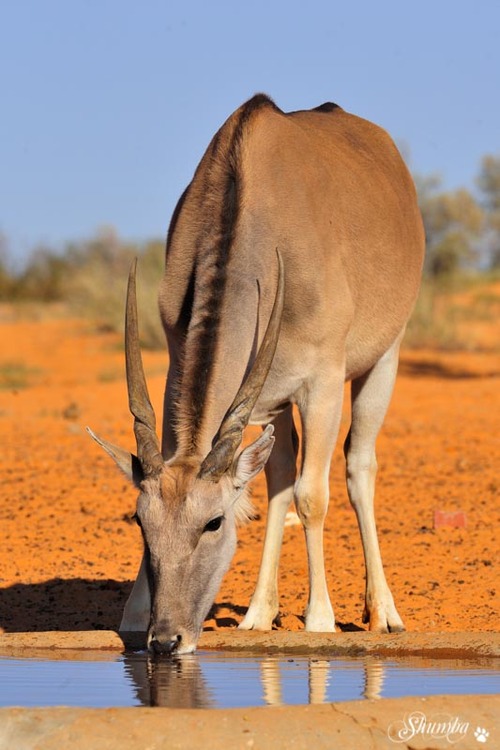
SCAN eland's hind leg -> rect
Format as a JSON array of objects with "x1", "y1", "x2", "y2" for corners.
[
  {"x1": 344, "y1": 334, "x2": 405, "y2": 633},
  {"x1": 239, "y1": 406, "x2": 298, "y2": 630}
]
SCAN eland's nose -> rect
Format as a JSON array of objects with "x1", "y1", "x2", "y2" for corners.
[{"x1": 149, "y1": 632, "x2": 182, "y2": 655}]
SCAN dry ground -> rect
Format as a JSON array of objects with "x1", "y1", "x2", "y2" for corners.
[{"x1": 0, "y1": 294, "x2": 498, "y2": 636}]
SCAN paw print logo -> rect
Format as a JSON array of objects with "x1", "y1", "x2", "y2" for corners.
[{"x1": 474, "y1": 727, "x2": 489, "y2": 743}]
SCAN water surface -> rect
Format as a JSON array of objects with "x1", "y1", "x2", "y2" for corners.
[{"x1": 1, "y1": 651, "x2": 498, "y2": 708}]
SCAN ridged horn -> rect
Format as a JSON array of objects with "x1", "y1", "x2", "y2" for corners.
[
  {"x1": 125, "y1": 259, "x2": 164, "y2": 477},
  {"x1": 199, "y1": 250, "x2": 285, "y2": 481}
]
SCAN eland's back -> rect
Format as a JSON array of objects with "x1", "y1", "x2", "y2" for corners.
[{"x1": 237, "y1": 99, "x2": 423, "y2": 379}]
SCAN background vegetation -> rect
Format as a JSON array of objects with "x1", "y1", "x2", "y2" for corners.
[{"x1": 1, "y1": 155, "x2": 499, "y2": 350}]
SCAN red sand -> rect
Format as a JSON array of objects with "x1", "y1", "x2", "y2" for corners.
[{"x1": 0, "y1": 312, "x2": 498, "y2": 635}]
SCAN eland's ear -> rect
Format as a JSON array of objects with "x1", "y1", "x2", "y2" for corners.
[
  {"x1": 86, "y1": 427, "x2": 144, "y2": 487},
  {"x1": 232, "y1": 425, "x2": 275, "y2": 489}
]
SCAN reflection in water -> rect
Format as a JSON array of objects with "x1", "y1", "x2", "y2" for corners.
[
  {"x1": 124, "y1": 653, "x2": 215, "y2": 708},
  {"x1": 364, "y1": 659, "x2": 385, "y2": 700},
  {"x1": 308, "y1": 659, "x2": 330, "y2": 704},
  {"x1": 121, "y1": 652, "x2": 499, "y2": 709},
  {"x1": 261, "y1": 657, "x2": 282, "y2": 705},
  {"x1": 260, "y1": 657, "x2": 379, "y2": 705},
  {"x1": 124, "y1": 652, "x2": 384, "y2": 708}
]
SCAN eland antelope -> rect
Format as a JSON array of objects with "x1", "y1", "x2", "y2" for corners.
[{"x1": 89, "y1": 94, "x2": 424, "y2": 654}]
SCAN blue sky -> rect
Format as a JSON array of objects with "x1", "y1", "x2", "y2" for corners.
[{"x1": 1, "y1": 0, "x2": 499, "y2": 265}]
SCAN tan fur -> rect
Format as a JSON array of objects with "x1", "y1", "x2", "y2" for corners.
[{"x1": 117, "y1": 95, "x2": 424, "y2": 649}]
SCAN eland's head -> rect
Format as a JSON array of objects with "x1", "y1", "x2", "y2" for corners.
[{"x1": 88, "y1": 256, "x2": 283, "y2": 654}]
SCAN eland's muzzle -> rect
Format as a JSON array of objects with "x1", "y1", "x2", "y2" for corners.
[{"x1": 148, "y1": 631, "x2": 182, "y2": 655}]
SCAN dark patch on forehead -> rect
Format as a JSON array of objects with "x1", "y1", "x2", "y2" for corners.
[{"x1": 160, "y1": 461, "x2": 198, "y2": 506}]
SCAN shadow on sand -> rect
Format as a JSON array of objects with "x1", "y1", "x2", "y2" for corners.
[
  {"x1": 0, "y1": 580, "x2": 366, "y2": 637},
  {"x1": 0, "y1": 578, "x2": 131, "y2": 632},
  {"x1": 399, "y1": 358, "x2": 499, "y2": 379},
  {"x1": 0, "y1": 581, "x2": 290, "y2": 634}
]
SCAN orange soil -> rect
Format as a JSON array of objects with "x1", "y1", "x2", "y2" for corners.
[{"x1": 0, "y1": 311, "x2": 498, "y2": 635}]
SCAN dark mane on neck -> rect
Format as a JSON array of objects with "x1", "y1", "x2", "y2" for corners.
[{"x1": 168, "y1": 94, "x2": 277, "y2": 456}]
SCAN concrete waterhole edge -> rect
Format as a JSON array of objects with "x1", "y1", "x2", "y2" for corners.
[{"x1": 0, "y1": 630, "x2": 498, "y2": 750}]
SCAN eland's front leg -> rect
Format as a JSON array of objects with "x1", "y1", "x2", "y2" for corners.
[
  {"x1": 294, "y1": 375, "x2": 345, "y2": 632},
  {"x1": 239, "y1": 407, "x2": 298, "y2": 631},
  {"x1": 119, "y1": 553, "x2": 151, "y2": 632},
  {"x1": 344, "y1": 336, "x2": 405, "y2": 633}
]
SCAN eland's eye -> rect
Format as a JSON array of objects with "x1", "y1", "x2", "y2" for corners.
[
  {"x1": 132, "y1": 512, "x2": 142, "y2": 529},
  {"x1": 203, "y1": 515, "x2": 224, "y2": 533}
]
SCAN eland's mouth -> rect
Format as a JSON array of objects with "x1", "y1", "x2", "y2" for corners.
[{"x1": 147, "y1": 630, "x2": 197, "y2": 655}]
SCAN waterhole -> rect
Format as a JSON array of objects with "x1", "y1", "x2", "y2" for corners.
[{"x1": 1, "y1": 652, "x2": 498, "y2": 709}]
